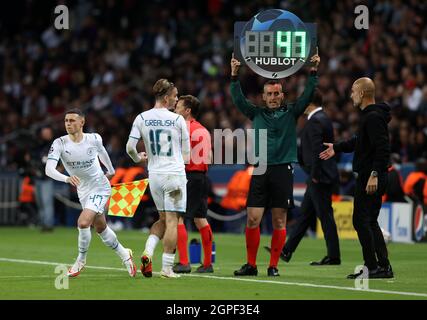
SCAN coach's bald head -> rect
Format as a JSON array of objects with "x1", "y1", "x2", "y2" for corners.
[{"x1": 350, "y1": 77, "x2": 376, "y2": 109}]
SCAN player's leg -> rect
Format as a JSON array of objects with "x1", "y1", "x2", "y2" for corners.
[
  {"x1": 67, "y1": 208, "x2": 97, "y2": 277},
  {"x1": 233, "y1": 207, "x2": 263, "y2": 276},
  {"x1": 234, "y1": 172, "x2": 266, "y2": 276},
  {"x1": 93, "y1": 213, "x2": 136, "y2": 277},
  {"x1": 194, "y1": 218, "x2": 213, "y2": 273},
  {"x1": 281, "y1": 184, "x2": 315, "y2": 261},
  {"x1": 141, "y1": 213, "x2": 166, "y2": 278},
  {"x1": 193, "y1": 172, "x2": 213, "y2": 273},
  {"x1": 267, "y1": 164, "x2": 293, "y2": 276},
  {"x1": 352, "y1": 175, "x2": 379, "y2": 271},
  {"x1": 160, "y1": 175, "x2": 186, "y2": 278},
  {"x1": 145, "y1": 214, "x2": 166, "y2": 255},
  {"x1": 140, "y1": 175, "x2": 166, "y2": 277},
  {"x1": 174, "y1": 215, "x2": 191, "y2": 273},
  {"x1": 161, "y1": 211, "x2": 179, "y2": 276},
  {"x1": 269, "y1": 208, "x2": 287, "y2": 275},
  {"x1": 175, "y1": 172, "x2": 193, "y2": 273},
  {"x1": 77, "y1": 208, "x2": 96, "y2": 260},
  {"x1": 143, "y1": 214, "x2": 166, "y2": 259},
  {"x1": 367, "y1": 173, "x2": 393, "y2": 277},
  {"x1": 310, "y1": 181, "x2": 340, "y2": 263}
]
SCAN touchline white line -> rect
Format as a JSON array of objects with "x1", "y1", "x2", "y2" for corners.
[{"x1": 1, "y1": 257, "x2": 426, "y2": 298}]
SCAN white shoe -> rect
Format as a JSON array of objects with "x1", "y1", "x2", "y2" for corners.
[
  {"x1": 123, "y1": 249, "x2": 137, "y2": 277},
  {"x1": 160, "y1": 267, "x2": 181, "y2": 278},
  {"x1": 67, "y1": 259, "x2": 86, "y2": 277}
]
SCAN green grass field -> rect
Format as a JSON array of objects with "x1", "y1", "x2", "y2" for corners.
[{"x1": 0, "y1": 227, "x2": 426, "y2": 300}]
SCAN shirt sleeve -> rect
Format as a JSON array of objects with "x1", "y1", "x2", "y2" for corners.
[
  {"x1": 230, "y1": 80, "x2": 260, "y2": 120},
  {"x1": 289, "y1": 73, "x2": 318, "y2": 118},
  {"x1": 334, "y1": 135, "x2": 357, "y2": 153},
  {"x1": 94, "y1": 134, "x2": 115, "y2": 175},
  {"x1": 47, "y1": 138, "x2": 62, "y2": 162},
  {"x1": 126, "y1": 116, "x2": 143, "y2": 163},
  {"x1": 45, "y1": 139, "x2": 68, "y2": 183},
  {"x1": 129, "y1": 115, "x2": 143, "y2": 140}
]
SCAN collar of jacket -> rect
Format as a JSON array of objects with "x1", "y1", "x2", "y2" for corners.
[{"x1": 264, "y1": 105, "x2": 288, "y2": 113}]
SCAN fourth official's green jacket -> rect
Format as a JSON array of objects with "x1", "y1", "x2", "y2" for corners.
[{"x1": 230, "y1": 73, "x2": 318, "y2": 165}]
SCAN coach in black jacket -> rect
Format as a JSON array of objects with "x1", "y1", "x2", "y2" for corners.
[
  {"x1": 320, "y1": 77, "x2": 394, "y2": 279},
  {"x1": 280, "y1": 89, "x2": 341, "y2": 265}
]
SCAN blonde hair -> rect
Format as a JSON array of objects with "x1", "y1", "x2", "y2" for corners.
[{"x1": 153, "y1": 79, "x2": 175, "y2": 99}]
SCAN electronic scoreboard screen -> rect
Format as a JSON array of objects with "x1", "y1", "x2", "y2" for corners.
[{"x1": 234, "y1": 9, "x2": 317, "y2": 79}]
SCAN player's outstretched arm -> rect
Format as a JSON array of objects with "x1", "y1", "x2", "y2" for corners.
[
  {"x1": 229, "y1": 53, "x2": 259, "y2": 120},
  {"x1": 333, "y1": 135, "x2": 357, "y2": 154},
  {"x1": 291, "y1": 47, "x2": 320, "y2": 118},
  {"x1": 319, "y1": 143, "x2": 335, "y2": 160}
]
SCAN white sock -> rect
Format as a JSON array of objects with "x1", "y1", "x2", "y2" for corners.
[
  {"x1": 98, "y1": 226, "x2": 129, "y2": 261},
  {"x1": 144, "y1": 234, "x2": 160, "y2": 258},
  {"x1": 77, "y1": 227, "x2": 91, "y2": 262},
  {"x1": 162, "y1": 253, "x2": 175, "y2": 271}
]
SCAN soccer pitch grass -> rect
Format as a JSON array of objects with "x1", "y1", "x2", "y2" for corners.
[{"x1": 0, "y1": 227, "x2": 426, "y2": 300}]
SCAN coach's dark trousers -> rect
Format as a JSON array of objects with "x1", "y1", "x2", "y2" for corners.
[
  {"x1": 285, "y1": 179, "x2": 340, "y2": 259},
  {"x1": 353, "y1": 171, "x2": 390, "y2": 270}
]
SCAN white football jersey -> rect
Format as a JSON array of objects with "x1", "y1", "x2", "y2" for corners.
[
  {"x1": 48, "y1": 133, "x2": 111, "y2": 195},
  {"x1": 129, "y1": 108, "x2": 190, "y2": 175}
]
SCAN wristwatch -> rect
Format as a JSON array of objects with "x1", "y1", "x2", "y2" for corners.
[{"x1": 370, "y1": 170, "x2": 378, "y2": 177}]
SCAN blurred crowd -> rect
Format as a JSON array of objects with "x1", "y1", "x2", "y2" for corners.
[{"x1": 1, "y1": 0, "x2": 427, "y2": 173}]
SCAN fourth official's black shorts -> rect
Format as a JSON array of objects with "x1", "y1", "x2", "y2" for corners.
[
  {"x1": 184, "y1": 171, "x2": 209, "y2": 219},
  {"x1": 247, "y1": 164, "x2": 295, "y2": 209}
]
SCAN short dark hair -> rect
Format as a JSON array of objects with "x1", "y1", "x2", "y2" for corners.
[
  {"x1": 310, "y1": 89, "x2": 323, "y2": 106},
  {"x1": 153, "y1": 79, "x2": 175, "y2": 99},
  {"x1": 179, "y1": 95, "x2": 200, "y2": 117},
  {"x1": 263, "y1": 80, "x2": 283, "y2": 91},
  {"x1": 65, "y1": 108, "x2": 85, "y2": 117}
]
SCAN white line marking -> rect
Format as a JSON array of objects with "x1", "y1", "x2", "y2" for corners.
[
  {"x1": 0, "y1": 275, "x2": 125, "y2": 279},
  {"x1": 1, "y1": 257, "x2": 427, "y2": 298}
]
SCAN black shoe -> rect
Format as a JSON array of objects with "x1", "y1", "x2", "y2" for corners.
[
  {"x1": 370, "y1": 265, "x2": 394, "y2": 279},
  {"x1": 380, "y1": 265, "x2": 394, "y2": 278},
  {"x1": 347, "y1": 266, "x2": 394, "y2": 279},
  {"x1": 234, "y1": 263, "x2": 258, "y2": 276},
  {"x1": 196, "y1": 264, "x2": 213, "y2": 273},
  {"x1": 281, "y1": 250, "x2": 292, "y2": 263},
  {"x1": 267, "y1": 267, "x2": 280, "y2": 277},
  {"x1": 263, "y1": 246, "x2": 292, "y2": 263},
  {"x1": 310, "y1": 256, "x2": 341, "y2": 266},
  {"x1": 172, "y1": 263, "x2": 191, "y2": 273}
]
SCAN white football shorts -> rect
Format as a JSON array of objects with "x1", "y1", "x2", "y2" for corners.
[
  {"x1": 149, "y1": 174, "x2": 187, "y2": 213},
  {"x1": 79, "y1": 186, "x2": 111, "y2": 215}
]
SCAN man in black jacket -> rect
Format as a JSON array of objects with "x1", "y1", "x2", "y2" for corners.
[
  {"x1": 320, "y1": 77, "x2": 394, "y2": 279},
  {"x1": 279, "y1": 89, "x2": 341, "y2": 265}
]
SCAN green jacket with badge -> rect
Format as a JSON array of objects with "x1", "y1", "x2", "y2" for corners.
[{"x1": 230, "y1": 74, "x2": 318, "y2": 165}]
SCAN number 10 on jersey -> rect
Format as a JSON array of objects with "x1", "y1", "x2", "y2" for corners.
[{"x1": 149, "y1": 129, "x2": 173, "y2": 156}]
